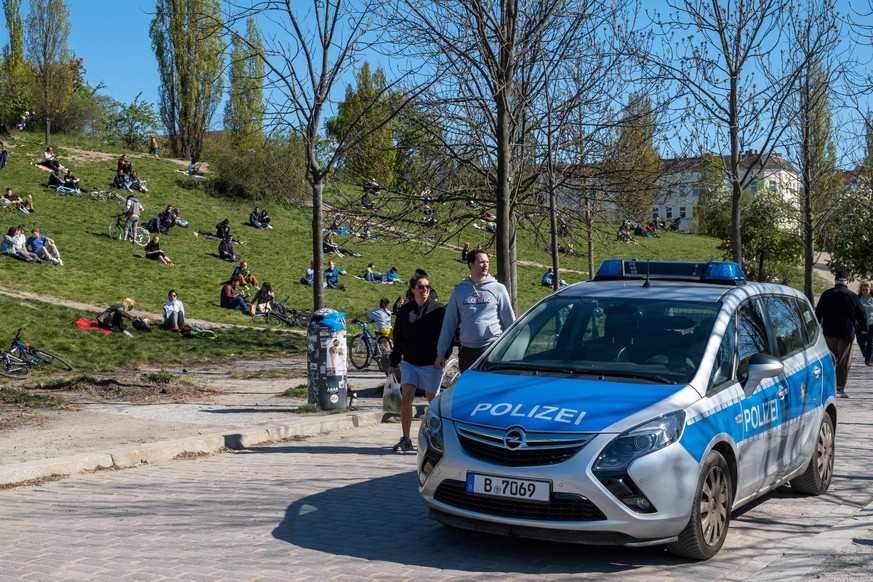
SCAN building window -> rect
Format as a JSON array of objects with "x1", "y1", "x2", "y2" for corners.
[
  {"x1": 679, "y1": 183, "x2": 687, "y2": 197},
  {"x1": 666, "y1": 207, "x2": 673, "y2": 219},
  {"x1": 692, "y1": 184, "x2": 700, "y2": 198},
  {"x1": 679, "y1": 207, "x2": 687, "y2": 218},
  {"x1": 652, "y1": 209, "x2": 658, "y2": 220},
  {"x1": 769, "y1": 181, "x2": 776, "y2": 192},
  {"x1": 750, "y1": 180, "x2": 758, "y2": 193}
]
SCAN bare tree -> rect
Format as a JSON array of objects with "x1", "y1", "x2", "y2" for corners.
[
  {"x1": 220, "y1": 0, "x2": 421, "y2": 310},
  {"x1": 782, "y1": 0, "x2": 846, "y2": 301},
  {"x1": 387, "y1": 0, "x2": 632, "y2": 309},
  {"x1": 648, "y1": 0, "x2": 812, "y2": 265}
]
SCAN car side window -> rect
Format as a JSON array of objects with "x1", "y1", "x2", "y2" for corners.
[
  {"x1": 763, "y1": 296, "x2": 805, "y2": 357},
  {"x1": 794, "y1": 298, "x2": 819, "y2": 346},
  {"x1": 737, "y1": 301, "x2": 769, "y2": 381},
  {"x1": 710, "y1": 317, "x2": 736, "y2": 387}
]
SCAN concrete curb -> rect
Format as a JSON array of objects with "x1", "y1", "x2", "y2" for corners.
[{"x1": 0, "y1": 410, "x2": 384, "y2": 487}]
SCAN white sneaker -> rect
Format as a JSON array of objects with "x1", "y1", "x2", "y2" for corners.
[
  {"x1": 51, "y1": 258, "x2": 60, "y2": 265},
  {"x1": 266, "y1": 224, "x2": 273, "y2": 229},
  {"x1": 57, "y1": 258, "x2": 63, "y2": 266}
]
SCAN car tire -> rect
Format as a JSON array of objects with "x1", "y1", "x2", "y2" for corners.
[
  {"x1": 790, "y1": 413, "x2": 835, "y2": 495},
  {"x1": 667, "y1": 450, "x2": 732, "y2": 560}
]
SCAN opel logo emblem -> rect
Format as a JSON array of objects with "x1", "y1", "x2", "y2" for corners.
[{"x1": 504, "y1": 427, "x2": 526, "y2": 450}]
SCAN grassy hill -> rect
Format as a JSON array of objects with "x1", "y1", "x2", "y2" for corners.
[{"x1": 0, "y1": 131, "x2": 734, "y2": 373}]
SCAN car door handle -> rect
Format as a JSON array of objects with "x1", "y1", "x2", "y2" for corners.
[
  {"x1": 813, "y1": 366, "x2": 821, "y2": 378},
  {"x1": 777, "y1": 387, "x2": 788, "y2": 399}
]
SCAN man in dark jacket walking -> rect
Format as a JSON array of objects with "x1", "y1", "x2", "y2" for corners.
[
  {"x1": 388, "y1": 272, "x2": 446, "y2": 452},
  {"x1": 815, "y1": 271, "x2": 868, "y2": 397}
]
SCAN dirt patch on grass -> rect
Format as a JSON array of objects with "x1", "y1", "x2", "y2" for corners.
[
  {"x1": 33, "y1": 374, "x2": 219, "y2": 404},
  {"x1": 0, "y1": 407, "x2": 47, "y2": 433}
]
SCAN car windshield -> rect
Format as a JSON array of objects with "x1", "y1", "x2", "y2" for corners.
[{"x1": 481, "y1": 295, "x2": 720, "y2": 384}]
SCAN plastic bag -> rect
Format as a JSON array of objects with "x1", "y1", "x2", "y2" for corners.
[{"x1": 382, "y1": 373, "x2": 402, "y2": 413}]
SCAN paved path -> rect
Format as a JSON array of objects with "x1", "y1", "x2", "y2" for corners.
[{"x1": 1, "y1": 351, "x2": 872, "y2": 580}]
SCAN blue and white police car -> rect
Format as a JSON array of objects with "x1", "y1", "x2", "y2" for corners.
[{"x1": 417, "y1": 260, "x2": 837, "y2": 559}]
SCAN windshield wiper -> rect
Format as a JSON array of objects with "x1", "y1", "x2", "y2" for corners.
[
  {"x1": 571, "y1": 369, "x2": 674, "y2": 384},
  {"x1": 480, "y1": 362, "x2": 555, "y2": 373}
]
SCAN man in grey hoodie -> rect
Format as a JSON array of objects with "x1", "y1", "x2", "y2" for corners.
[{"x1": 436, "y1": 249, "x2": 516, "y2": 373}]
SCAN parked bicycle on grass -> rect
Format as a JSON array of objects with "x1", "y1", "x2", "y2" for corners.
[{"x1": 1, "y1": 328, "x2": 72, "y2": 379}]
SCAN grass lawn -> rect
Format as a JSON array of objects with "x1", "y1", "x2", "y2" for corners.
[{"x1": 2, "y1": 130, "x2": 820, "y2": 374}]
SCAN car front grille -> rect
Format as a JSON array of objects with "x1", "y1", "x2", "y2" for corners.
[
  {"x1": 455, "y1": 422, "x2": 593, "y2": 467},
  {"x1": 434, "y1": 480, "x2": 606, "y2": 521}
]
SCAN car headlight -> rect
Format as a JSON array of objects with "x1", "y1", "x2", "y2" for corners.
[
  {"x1": 423, "y1": 398, "x2": 444, "y2": 454},
  {"x1": 592, "y1": 410, "x2": 685, "y2": 475}
]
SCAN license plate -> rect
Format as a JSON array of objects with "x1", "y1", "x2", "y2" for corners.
[{"x1": 466, "y1": 473, "x2": 551, "y2": 502}]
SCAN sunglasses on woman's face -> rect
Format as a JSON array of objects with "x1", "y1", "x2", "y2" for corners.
[{"x1": 416, "y1": 284, "x2": 431, "y2": 290}]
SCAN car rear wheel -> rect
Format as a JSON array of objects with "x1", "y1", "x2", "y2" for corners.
[
  {"x1": 790, "y1": 414, "x2": 835, "y2": 495},
  {"x1": 667, "y1": 450, "x2": 732, "y2": 560}
]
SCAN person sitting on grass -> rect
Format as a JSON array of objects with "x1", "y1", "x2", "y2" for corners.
[
  {"x1": 113, "y1": 169, "x2": 130, "y2": 190},
  {"x1": 231, "y1": 260, "x2": 259, "y2": 290},
  {"x1": 216, "y1": 218, "x2": 232, "y2": 240},
  {"x1": 220, "y1": 279, "x2": 250, "y2": 312},
  {"x1": 63, "y1": 169, "x2": 83, "y2": 192},
  {"x1": 162, "y1": 290, "x2": 185, "y2": 332},
  {"x1": 2, "y1": 225, "x2": 39, "y2": 262},
  {"x1": 250, "y1": 281, "x2": 275, "y2": 316},
  {"x1": 386, "y1": 266, "x2": 399, "y2": 284},
  {"x1": 300, "y1": 261, "x2": 315, "y2": 286},
  {"x1": 145, "y1": 235, "x2": 174, "y2": 265},
  {"x1": 3, "y1": 187, "x2": 34, "y2": 213},
  {"x1": 249, "y1": 206, "x2": 272, "y2": 229},
  {"x1": 97, "y1": 298, "x2": 144, "y2": 336},
  {"x1": 258, "y1": 208, "x2": 272, "y2": 227},
  {"x1": 26, "y1": 228, "x2": 62, "y2": 265},
  {"x1": 324, "y1": 260, "x2": 347, "y2": 291},
  {"x1": 219, "y1": 234, "x2": 241, "y2": 262},
  {"x1": 117, "y1": 154, "x2": 133, "y2": 178},
  {"x1": 364, "y1": 263, "x2": 385, "y2": 282},
  {"x1": 128, "y1": 170, "x2": 148, "y2": 192},
  {"x1": 39, "y1": 146, "x2": 63, "y2": 172}
]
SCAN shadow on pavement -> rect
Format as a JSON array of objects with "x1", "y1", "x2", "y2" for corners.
[{"x1": 271, "y1": 472, "x2": 679, "y2": 574}]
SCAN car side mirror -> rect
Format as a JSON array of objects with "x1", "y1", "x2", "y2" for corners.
[{"x1": 743, "y1": 353, "x2": 783, "y2": 397}]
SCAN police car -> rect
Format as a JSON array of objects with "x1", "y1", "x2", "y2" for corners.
[{"x1": 417, "y1": 260, "x2": 837, "y2": 560}]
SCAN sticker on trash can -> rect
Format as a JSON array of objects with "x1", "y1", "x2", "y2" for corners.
[
  {"x1": 330, "y1": 394, "x2": 339, "y2": 404},
  {"x1": 325, "y1": 338, "x2": 347, "y2": 376}
]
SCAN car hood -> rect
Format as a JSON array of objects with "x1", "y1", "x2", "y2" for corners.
[{"x1": 446, "y1": 370, "x2": 685, "y2": 433}]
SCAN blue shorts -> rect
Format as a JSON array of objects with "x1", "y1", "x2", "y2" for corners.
[{"x1": 399, "y1": 360, "x2": 442, "y2": 394}]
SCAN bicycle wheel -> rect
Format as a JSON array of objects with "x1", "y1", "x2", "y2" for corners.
[
  {"x1": 348, "y1": 335, "x2": 370, "y2": 370},
  {"x1": 441, "y1": 357, "x2": 461, "y2": 390},
  {"x1": 265, "y1": 312, "x2": 287, "y2": 327},
  {"x1": 108, "y1": 221, "x2": 123, "y2": 241},
  {"x1": 28, "y1": 348, "x2": 73, "y2": 371},
  {"x1": 1, "y1": 353, "x2": 31, "y2": 379},
  {"x1": 133, "y1": 227, "x2": 151, "y2": 247}
]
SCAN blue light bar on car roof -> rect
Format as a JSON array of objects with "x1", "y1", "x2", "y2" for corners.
[{"x1": 594, "y1": 260, "x2": 746, "y2": 285}]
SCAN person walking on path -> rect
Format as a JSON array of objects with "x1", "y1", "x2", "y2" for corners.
[
  {"x1": 435, "y1": 249, "x2": 516, "y2": 374},
  {"x1": 815, "y1": 271, "x2": 868, "y2": 397},
  {"x1": 387, "y1": 273, "x2": 446, "y2": 453},
  {"x1": 857, "y1": 280, "x2": 873, "y2": 366}
]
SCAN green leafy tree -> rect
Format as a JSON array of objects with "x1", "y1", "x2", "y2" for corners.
[
  {"x1": 1, "y1": 0, "x2": 29, "y2": 123},
  {"x1": 325, "y1": 62, "x2": 396, "y2": 188},
  {"x1": 150, "y1": 0, "x2": 225, "y2": 162},
  {"x1": 224, "y1": 16, "x2": 264, "y2": 145},
  {"x1": 606, "y1": 94, "x2": 660, "y2": 222},
  {"x1": 741, "y1": 188, "x2": 803, "y2": 283},
  {"x1": 24, "y1": 0, "x2": 73, "y2": 136},
  {"x1": 101, "y1": 93, "x2": 160, "y2": 149}
]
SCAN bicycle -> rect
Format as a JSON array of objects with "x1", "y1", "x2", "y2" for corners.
[
  {"x1": 347, "y1": 321, "x2": 393, "y2": 370},
  {"x1": 1, "y1": 350, "x2": 30, "y2": 379},
  {"x1": 6, "y1": 328, "x2": 73, "y2": 372},
  {"x1": 109, "y1": 213, "x2": 150, "y2": 247},
  {"x1": 440, "y1": 356, "x2": 461, "y2": 390},
  {"x1": 251, "y1": 309, "x2": 294, "y2": 327}
]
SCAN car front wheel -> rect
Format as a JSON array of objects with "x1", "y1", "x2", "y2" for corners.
[{"x1": 667, "y1": 450, "x2": 733, "y2": 560}]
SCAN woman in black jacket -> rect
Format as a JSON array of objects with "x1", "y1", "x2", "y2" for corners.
[{"x1": 387, "y1": 273, "x2": 447, "y2": 453}]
